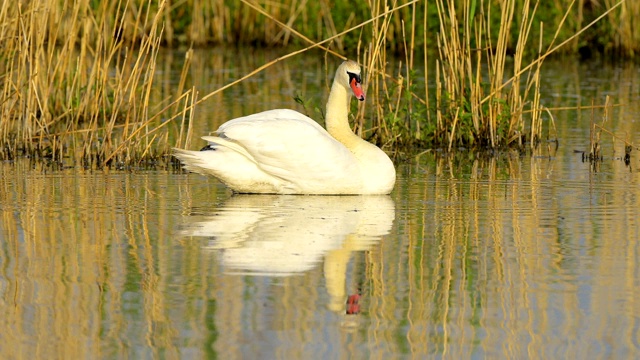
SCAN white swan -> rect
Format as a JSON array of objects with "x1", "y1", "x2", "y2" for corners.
[{"x1": 173, "y1": 60, "x2": 396, "y2": 195}]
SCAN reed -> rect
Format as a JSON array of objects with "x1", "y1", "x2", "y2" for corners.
[
  {"x1": 353, "y1": 0, "x2": 546, "y2": 150},
  {"x1": 361, "y1": 0, "x2": 629, "y2": 151},
  {"x1": 0, "y1": 0, "x2": 194, "y2": 167},
  {"x1": 432, "y1": 0, "x2": 544, "y2": 149}
]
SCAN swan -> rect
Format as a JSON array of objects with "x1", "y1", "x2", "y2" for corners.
[{"x1": 173, "y1": 60, "x2": 396, "y2": 195}]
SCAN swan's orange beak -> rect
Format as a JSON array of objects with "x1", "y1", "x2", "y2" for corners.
[{"x1": 350, "y1": 78, "x2": 365, "y2": 101}]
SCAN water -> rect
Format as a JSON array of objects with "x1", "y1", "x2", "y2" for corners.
[{"x1": 1, "y1": 50, "x2": 640, "y2": 358}]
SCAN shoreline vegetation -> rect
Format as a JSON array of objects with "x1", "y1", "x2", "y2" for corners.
[{"x1": 1, "y1": 0, "x2": 638, "y2": 168}]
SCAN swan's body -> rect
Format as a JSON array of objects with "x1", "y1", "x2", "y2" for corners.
[{"x1": 173, "y1": 60, "x2": 395, "y2": 195}]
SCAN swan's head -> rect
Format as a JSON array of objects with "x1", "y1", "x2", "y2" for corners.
[{"x1": 337, "y1": 60, "x2": 365, "y2": 102}]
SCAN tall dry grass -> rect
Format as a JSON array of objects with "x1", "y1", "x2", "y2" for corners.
[
  {"x1": 433, "y1": 0, "x2": 545, "y2": 149},
  {"x1": 359, "y1": 0, "x2": 629, "y2": 151},
  {"x1": 351, "y1": 0, "x2": 548, "y2": 150},
  {"x1": 0, "y1": 0, "x2": 194, "y2": 167}
]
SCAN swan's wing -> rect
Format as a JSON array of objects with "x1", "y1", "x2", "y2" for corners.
[
  {"x1": 218, "y1": 109, "x2": 326, "y2": 133},
  {"x1": 205, "y1": 109, "x2": 360, "y2": 191}
]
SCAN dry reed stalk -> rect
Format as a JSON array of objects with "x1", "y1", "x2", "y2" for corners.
[
  {"x1": 184, "y1": 86, "x2": 198, "y2": 150},
  {"x1": 175, "y1": 51, "x2": 194, "y2": 149},
  {"x1": 514, "y1": 0, "x2": 542, "y2": 149},
  {"x1": 239, "y1": 0, "x2": 345, "y2": 60},
  {"x1": 527, "y1": 59, "x2": 543, "y2": 148},
  {"x1": 589, "y1": 99, "x2": 602, "y2": 161},
  {"x1": 422, "y1": 0, "x2": 431, "y2": 136},
  {"x1": 359, "y1": 0, "x2": 396, "y2": 140}
]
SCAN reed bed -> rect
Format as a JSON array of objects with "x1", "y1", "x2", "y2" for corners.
[
  {"x1": 359, "y1": 0, "x2": 547, "y2": 150},
  {"x1": 0, "y1": 0, "x2": 636, "y2": 167},
  {"x1": 345, "y1": 0, "x2": 629, "y2": 151},
  {"x1": 0, "y1": 0, "x2": 194, "y2": 167},
  {"x1": 36, "y1": 0, "x2": 636, "y2": 57}
]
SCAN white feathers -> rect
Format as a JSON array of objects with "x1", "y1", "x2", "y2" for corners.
[{"x1": 173, "y1": 61, "x2": 396, "y2": 195}]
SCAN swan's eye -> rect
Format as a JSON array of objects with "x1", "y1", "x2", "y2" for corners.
[{"x1": 347, "y1": 71, "x2": 362, "y2": 84}]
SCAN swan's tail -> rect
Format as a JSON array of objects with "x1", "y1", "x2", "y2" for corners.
[
  {"x1": 173, "y1": 146, "x2": 280, "y2": 194},
  {"x1": 172, "y1": 148, "x2": 219, "y2": 176}
]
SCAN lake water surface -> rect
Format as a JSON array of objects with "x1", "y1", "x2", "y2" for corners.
[{"x1": 1, "y1": 49, "x2": 640, "y2": 358}]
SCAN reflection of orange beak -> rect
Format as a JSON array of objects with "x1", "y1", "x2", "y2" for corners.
[
  {"x1": 350, "y1": 78, "x2": 365, "y2": 101},
  {"x1": 346, "y1": 294, "x2": 361, "y2": 315}
]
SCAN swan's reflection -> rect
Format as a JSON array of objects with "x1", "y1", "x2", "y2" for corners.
[{"x1": 180, "y1": 195, "x2": 395, "y2": 312}]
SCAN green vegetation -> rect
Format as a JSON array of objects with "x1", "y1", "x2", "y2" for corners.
[
  {"x1": 76, "y1": 0, "x2": 640, "y2": 58},
  {"x1": 0, "y1": 0, "x2": 637, "y2": 167}
]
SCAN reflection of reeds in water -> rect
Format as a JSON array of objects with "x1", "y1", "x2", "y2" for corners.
[
  {"x1": 535, "y1": 59, "x2": 640, "y2": 169},
  {"x1": 584, "y1": 96, "x2": 638, "y2": 166},
  {"x1": 0, "y1": 160, "x2": 223, "y2": 358},
  {"x1": 368, "y1": 153, "x2": 640, "y2": 357},
  {"x1": 2, "y1": 155, "x2": 640, "y2": 357},
  {"x1": 0, "y1": 161, "x2": 393, "y2": 358}
]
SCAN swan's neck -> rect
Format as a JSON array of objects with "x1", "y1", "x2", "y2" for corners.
[{"x1": 325, "y1": 81, "x2": 359, "y2": 146}]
